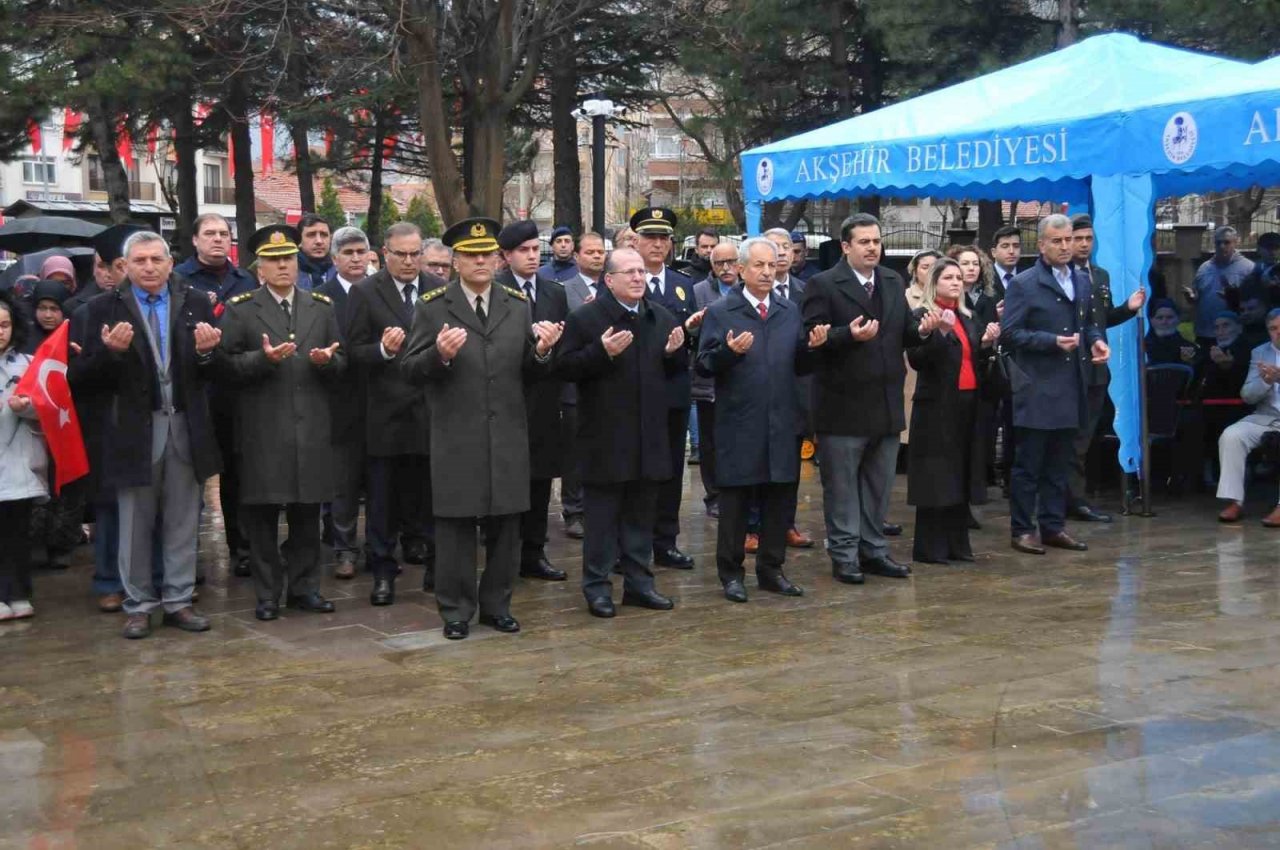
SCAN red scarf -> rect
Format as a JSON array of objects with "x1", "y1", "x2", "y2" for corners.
[{"x1": 936, "y1": 297, "x2": 976, "y2": 390}]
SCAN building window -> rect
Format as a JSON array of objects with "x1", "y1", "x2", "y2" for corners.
[
  {"x1": 22, "y1": 158, "x2": 56, "y2": 184},
  {"x1": 652, "y1": 129, "x2": 683, "y2": 160},
  {"x1": 203, "y1": 163, "x2": 223, "y2": 188}
]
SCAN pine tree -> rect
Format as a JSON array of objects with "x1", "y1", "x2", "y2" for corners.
[
  {"x1": 405, "y1": 193, "x2": 443, "y2": 238},
  {"x1": 316, "y1": 177, "x2": 345, "y2": 229}
]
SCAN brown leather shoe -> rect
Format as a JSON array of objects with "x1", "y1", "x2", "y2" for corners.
[
  {"x1": 785, "y1": 528, "x2": 814, "y2": 548},
  {"x1": 1262, "y1": 505, "x2": 1280, "y2": 528},
  {"x1": 744, "y1": 533, "x2": 760, "y2": 554},
  {"x1": 1011, "y1": 533, "x2": 1046, "y2": 555},
  {"x1": 122, "y1": 613, "x2": 151, "y2": 639},
  {"x1": 162, "y1": 607, "x2": 211, "y2": 632},
  {"x1": 1042, "y1": 531, "x2": 1088, "y2": 551},
  {"x1": 334, "y1": 553, "x2": 357, "y2": 580},
  {"x1": 98, "y1": 592, "x2": 124, "y2": 613},
  {"x1": 1219, "y1": 502, "x2": 1244, "y2": 523}
]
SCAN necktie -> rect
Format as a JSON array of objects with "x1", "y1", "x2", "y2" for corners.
[
  {"x1": 475, "y1": 294, "x2": 487, "y2": 325},
  {"x1": 523, "y1": 280, "x2": 534, "y2": 303},
  {"x1": 776, "y1": 283, "x2": 787, "y2": 301},
  {"x1": 864, "y1": 275, "x2": 875, "y2": 298},
  {"x1": 403, "y1": 283, "x2": 415, "y2": 309},
  {"x1": 145, "y1": 294, "x2": 164, "y2": 361},
  {"x1": 1004, "y1": 271, "x2": 1013, "y2": 289},
  {"x1": 649, "y1": 276, "x2": 661, "y2": 296},
  {"x1": 757, "y1": 302, "x2": 768, "y2": 320}
]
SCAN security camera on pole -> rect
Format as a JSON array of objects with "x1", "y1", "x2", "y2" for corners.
[{"x1": 574, "y1": 98, "x2": 624, "y2": 234}]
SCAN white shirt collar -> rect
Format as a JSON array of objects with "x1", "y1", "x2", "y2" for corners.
[
  {"x1": 851, "y1": 267, "x2": 874, "y2": 287},
  {"x1": 267, "y1": 285, "x2": 295, "y2": 306},
  {"x1": 580, "y1": 273, "x2": 596, "y2": 288},
  {"x1": 464, "y1": 284, "x2": 491, "y2": 311},
  {"x1": 336, "y1": 275, "x2": 359, "y2": 292},
  {"x1": 742, "y1": 288, "x2": 770, "y2": 312}
]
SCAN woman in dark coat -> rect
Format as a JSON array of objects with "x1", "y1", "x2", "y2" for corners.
[{"x1": 907, "y1": 258, "x2": 1000, "y2": 564}]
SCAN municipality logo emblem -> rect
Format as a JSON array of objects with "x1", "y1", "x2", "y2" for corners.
[
  {"x1": 1163, "y1": 112, "x2": 1198, "y2": 164},
  {"x1": 755, "y1": 158, "x2": 774, "y2": 195}
]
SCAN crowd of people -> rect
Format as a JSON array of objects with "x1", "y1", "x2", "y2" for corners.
[{"x1": 1, "y1": 206, "x2": 1278, "y2": 637}]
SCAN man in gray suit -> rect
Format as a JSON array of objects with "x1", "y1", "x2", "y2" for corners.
[
  {"x1": 560, "y1": 232, "x2": 607, "y2": 538},
  {"x1": 691, "y1": 241, "x2": 741, "y2": 517},
  {"x1": 1217, "y1": 308, "x2": 1280, "y2": 527}
]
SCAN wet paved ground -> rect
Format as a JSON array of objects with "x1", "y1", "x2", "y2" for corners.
[{"x1": 3, "y1": 464, "x2": 1280, "y2": 849}]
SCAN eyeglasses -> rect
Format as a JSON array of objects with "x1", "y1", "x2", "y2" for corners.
[
  {"x1": 386, "y1": 249, "x2": 423, "y2": 261},
  {"x1": 712, "y1": 259, "x2": 737, "y2": 267},
  {"x1": 424, "y1": 261, "x2": 451, "y2": 271}
]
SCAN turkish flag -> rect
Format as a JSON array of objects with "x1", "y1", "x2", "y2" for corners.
[
  {"x1": 26, "y1": 119, "x2": 42, "y2": 154},
  {"x1": 260, "y1": 111, "x2": 275, "y2": 174},
  {"x1": 63, "y1": 109, "x2": 83, "y2": 152},
  {"x1": 116, "y1": 122, "x2": 135, "y2": 170},
  {"x1": 14, "y1": 321, "x2": 89, "y2": 494}
]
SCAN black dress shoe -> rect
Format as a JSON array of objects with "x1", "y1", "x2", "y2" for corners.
[
  {"x1": 287, "y1": 592, "x2": 336, "y2": 613},
  {"x1": 233, "y1": 556, "x2": 251, "y2": 578},
  {"x1": 1043, "y1": 530, "x2": 1088, "y2": 551},
  {"x1": 882, "y1": 522, "x2": 903, "y2": 537},
  {"x1": 862, "y1": 556, "x2": 912, "y2": 578},
  {"x1": 653, "y1": 547, "x2": 694, "y2": 569},
  {"x1": 402, "y1": 541, "x2": 430, "y2": 565},
  {"x1": 443, "y1": 621, "x2": 469, "y2": 640},
  {"x1": 370, "y1": 578, "x2": 395, "y2": 606},
  {"x1": 586, "y1": 596, "x2": 616, "y2": 618},
  {"x1": 1011, "y1": 533, "x2": 1046, "y2": 555},
  {"x1": 479, "y1": 613, "x2": 520, "y2": 633},
  {"x1": 723, "y1": 579, "x2": 748, "y2": 603},
  {"x1": 758, "y1": 575, "x2": 804, "y2": 596},
  {"x1": 831, "y1": 561, "x2": 866, "y2": 584},
  {"x1": 255, "y1": 601, "x2": 280, "y2": 621},
  {"x1": 622, "y1": 588, "x2": 675, "y2": 610},
  {"x1": 519, "y1": 556, "x2": 567, "y2": 581},
  {"x1": 1071, "y1": 505, "x2": 1113, "y2": 523}
]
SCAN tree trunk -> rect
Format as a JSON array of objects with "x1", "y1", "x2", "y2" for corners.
[
  {"x1": 761, "y1": 200, "x2": 786, "y2": 230},
  {"x1": 367, "y1": 114, "x2": 386, "y2": 247},
  {"x1": 977, "y1": 199, "x2": 1003, "y2": 249},
  {"x1": 83, "y1": 93, "x2": 131, "y2": 224},
  {"x1": 227, "y1": 78, "x2": 256, "y2": 268},
  {"x1": 781, "y1": 200, "x2": 809, "y2": 231},
  {"x1": 405, "y1": 19, "x2": 469, "y2": 225},
  {"x1": 1228, "y1": 185, "x2": 1265, "y2": 237},
  {"x1": 469, "y1": 104, "x2": 507, "y2": 218},
  {"x1": 550, "y1": 31, "x2": 582, "y2": 231},
  {"x1": 859, "y1": 196, "x2": 882, "y2": 219},
  {"x1": 1057, "y1": 0, "x2": 1079, "y2": 47},
  {"x1": 173, "y1": 102, "x2": 199, "y2": 255},
  {"x1": 828, "y1": 198, "x2": 851, "y2": 240},
  {"x1": 291, "y1": 121, "x2": 316, "y2": 212}
]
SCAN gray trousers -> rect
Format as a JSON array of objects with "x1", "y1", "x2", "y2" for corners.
[
  {"x1": 816, "y1": 433, "x2": 897, "y2": 564},
  {"x1": 435, "y1": 514, "x2": 519, "y2": 623},
  {"x1": 117, "y1": 420, "x2": 201, "y2": 616},
  {"x1": 329, "y1": 438, "x2": 364, "y2": 557},
  {"x1": 1217, "y1": 417, "x2": 1280, "y2": 504}
]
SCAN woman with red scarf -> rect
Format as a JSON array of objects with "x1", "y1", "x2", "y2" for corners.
[{"x1": 907, "y1": 258, "x2": 1000, "y2": 563}]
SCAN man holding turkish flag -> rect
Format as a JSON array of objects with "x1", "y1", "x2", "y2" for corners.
[{"x1": 14, "y1": 320, "x2": 88, "y2": 493}]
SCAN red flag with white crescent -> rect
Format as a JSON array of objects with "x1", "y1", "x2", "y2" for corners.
[
  {"x1": 26, "y1": 119, "x2": 42, "y2": 154},
  {"x1": 13, "y1": 321, "x2": 89, "y2": 494},
  {"x1": 62, "y1": 109, "x2": 82, "y2": 151}
]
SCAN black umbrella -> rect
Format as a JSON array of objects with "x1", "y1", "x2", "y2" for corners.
[
  {"x1": 0, "y1": 247, "x2": 96, "y2": 291},
  {"x1": 0, "y1": 216, "x2": 105, "y2": 253}
]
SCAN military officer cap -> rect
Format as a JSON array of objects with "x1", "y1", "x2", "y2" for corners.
[
  {"x1": 497, "y1": 220, "x2": 539, "y2": 252},
  {"x1": 629, "y1": 206, "x2": 677, "y2": 236},
  {"x1": 92, "y1": 223, "x2": 147, "y2": 264},
  {"x1": 248, "y1": 224, "x2": 301, "y2": 258},
  {"x1": 443, "y1": 217, "x2": 501, "y2": 254}
]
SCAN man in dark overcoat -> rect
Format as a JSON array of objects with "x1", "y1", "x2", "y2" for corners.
[
  {"x1": 555, "y1": 247, "x2": 688, "y2": 619},
  {"x1": 216, "y1": 225, "x2": 345, "y2": 621},
  {"x1": 495, "y1": 219, "x2": 569, "y2": 582},
  {"x1": 1001, "y1": 213, "x2": 1109, "y2": 555},
  {"x1": 400, "y1": 218, "x2": 562, "y2": 640},
  {"x1": 696, "y1": 238, "x2": 828, "y2": 603}
]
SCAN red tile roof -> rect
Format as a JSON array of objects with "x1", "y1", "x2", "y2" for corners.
[{"x1": 251, "y1": 171, "x2": 372, "y2": 215}]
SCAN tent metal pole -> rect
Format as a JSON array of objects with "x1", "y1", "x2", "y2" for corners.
[{"x1": 1135, "y1": 311, "x2": 1154, "y2": 516}]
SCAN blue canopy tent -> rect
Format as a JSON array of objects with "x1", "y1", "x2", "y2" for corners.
[{"x1": 740, "y1": 34, "x2": 1279, "y2": 496}]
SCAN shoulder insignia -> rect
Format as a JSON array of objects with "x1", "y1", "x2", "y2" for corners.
[
  {"x1": 229, "y1": 291, "x2": 255, "y2": 304},
  {"x1": 501, "y1": 284, "x2": 528, "y2": 301},
  {"x1": 310, "y1": 292, "x2": 332, "y2": 304},
  {"x1": 419, "y1": 286, "x2": 447, "y2": 303}
]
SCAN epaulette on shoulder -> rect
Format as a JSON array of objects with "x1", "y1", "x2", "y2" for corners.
[
  {"x1": 501, "y1": 284, "x2": 527, "y2": 301},
  {"x1": 229, "y1": 291, "x2": 255, "y2": 304},
  {"x1": 310, "y1": 291, "x2": 332, "y2": 304},
  {"x1": 419, "y1": 286, "x2": 447, "y2": 303}
]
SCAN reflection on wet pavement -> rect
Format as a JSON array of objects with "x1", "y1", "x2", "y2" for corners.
[{"x1": 3, "y1": 468, "x2": 1280, "y2": 848}]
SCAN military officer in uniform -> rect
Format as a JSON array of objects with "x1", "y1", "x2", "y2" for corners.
[
  {"x1": 401, "y1": 218, "x2": 562, "y2": 640},
  {"x1": 630, "y1": 207, "x2": 701, "y2": 569},
  {"x1": 495, "y1": 219, "x2": 570, "y2": 582},
  {"x1": 216, "y1": 225, "x2": 346, "y2": 621}
]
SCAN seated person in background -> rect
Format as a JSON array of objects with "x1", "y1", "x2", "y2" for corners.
[
  {"x1": 1197, "y1": 311, "x2": 1253, "y2": 402},
  {"x1": 1216, "y1": 308, "x2": 1280, "y2": 527},
  {"x1": 1174, "y1": 311, "x2": 1255, "y2": 493},
  {"x1": 1240, "y1": 296, "x2": 1271, "y2": 350},
  {"x1": 1145, "y1": 299, "x2": 1198, "y2": 368}
]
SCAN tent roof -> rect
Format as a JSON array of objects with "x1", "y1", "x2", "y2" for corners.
[
  {"x1": 748, "y1": 34, "x2": 1244, "y2": 156},
  {"x1": 739, "y1": 34, "x2": 1257, "y2": 204}
]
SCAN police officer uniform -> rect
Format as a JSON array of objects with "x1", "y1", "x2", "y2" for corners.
[
  {"x1": 216, "y1": 225, "x2": 346, "y2": 620},
  {"x1": 400, "y1": 218, "x2": 554, "y2": 640}
]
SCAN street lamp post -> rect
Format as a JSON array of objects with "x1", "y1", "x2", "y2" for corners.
[{"x1": 575, "y1": 98, "x2": 622, "y2": 234}]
